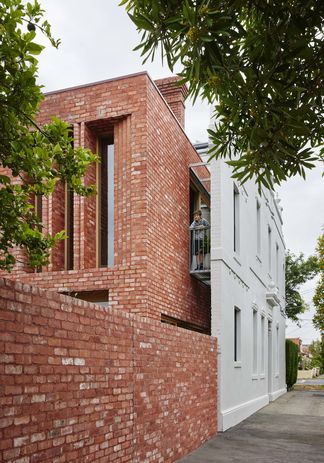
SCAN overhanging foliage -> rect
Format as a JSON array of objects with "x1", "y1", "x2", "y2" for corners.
[
  {"x1": 122, "y1": 0, "x2": 324, "y2": 189},
  {"x1": 0, "y1": 0, "x2": 97, "y2": 270}
]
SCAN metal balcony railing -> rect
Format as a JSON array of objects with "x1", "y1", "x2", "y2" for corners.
[{"x1": 189, "y1": 225, "x2": 211, "y2": 275}]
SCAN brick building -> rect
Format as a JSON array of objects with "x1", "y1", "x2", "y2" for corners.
[
  {"x1": 6, "y1": 72, "x2": 211, "y2": 332},
  {"x1": 0, "y1": 73, "x2": 216, "y2": 462}
]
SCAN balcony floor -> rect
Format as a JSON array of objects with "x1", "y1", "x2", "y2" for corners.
[{"x1": 190, "y1": 269, "x2": 211, "y2": 286}]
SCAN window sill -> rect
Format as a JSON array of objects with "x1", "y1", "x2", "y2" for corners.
[
  {"x1": 233, "y1": 254, "x2": 242, "y2": 266},
  {"x1": 260, "y1": 373, "x2": 266, "y2": 379},
  {"x1": 256, "y1": 255, "x2": 262, "y2": 264},
  {"x1": 252, "y1": 374, "x2": 259, "y2": 380},
  {"x1": 275, "y1": 373, "x2": 279, "y2": 378},
  {"x1": 234, "y1": 361, "x2": 242, "y2": 368}
]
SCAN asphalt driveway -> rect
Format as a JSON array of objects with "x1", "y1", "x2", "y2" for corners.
[{"x1": 178, "y1": 390, "x2": 324, "y2": 463}]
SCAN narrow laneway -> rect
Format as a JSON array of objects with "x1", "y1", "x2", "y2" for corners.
[{"x1": 179, "y1": 390, "x2": 324, "y2": 463}]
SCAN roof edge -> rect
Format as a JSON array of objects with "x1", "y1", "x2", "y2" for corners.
[{"x1": 43, "y1": 71, "x2": 149, "y2": 96}]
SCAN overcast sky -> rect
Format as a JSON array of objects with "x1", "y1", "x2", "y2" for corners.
[{"x1": 36, "y1": 0, "x2": 323, "y2": 343}]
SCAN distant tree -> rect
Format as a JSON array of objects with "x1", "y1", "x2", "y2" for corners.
[
  {"x1": 309, "y1": 339, "x2": 324, "y2": 373},
  {"x1": 0, "y1": 0, "x2": 97, "y2": 271},
  {"x1": 122, "y1": 0, "x2": 324, "y2": 190},
  {"x1": 285, "y1": 251, "x2": 319, "y2": 322},
  {"x1": 313, "y1": 233, "x2": 324, "y2": 332}
]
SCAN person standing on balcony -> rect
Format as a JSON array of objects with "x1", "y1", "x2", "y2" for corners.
[{"x1": 190, "y1": 210, "x2": 210, "y2": 270}]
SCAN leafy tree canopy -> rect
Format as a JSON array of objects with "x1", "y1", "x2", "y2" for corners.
[
  {"x1": 122, "y1": 0, "x2": 324, "y2": 189},
  {"x1": 0, "y1": 0, "x2": 97, "y2": 271},
  {"x1": 285, "y1": 250, "x2": 318, "y2": 322},
  {"x1": 313, "y1": 233, "x2": 324, "y2": 332}
]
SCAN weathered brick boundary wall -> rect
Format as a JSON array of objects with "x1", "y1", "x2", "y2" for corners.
[{"x1": 0, "y1": 278, "x2": 217, "y2": 463}]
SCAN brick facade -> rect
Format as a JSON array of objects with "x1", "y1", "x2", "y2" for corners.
[
  {"x1": 0, "y1": 73, "x2": 216, "y2": 461},
  {"x1": 2, "y1": 72, "x2": 211, "y2": 332},
  {"x1": 0, "y1": 278, "x2": 217, "y2": 463}
]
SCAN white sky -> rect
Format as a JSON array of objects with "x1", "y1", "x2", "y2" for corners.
[{"x1": 36, "y1": 0, "x2": 323, "y2": 343}]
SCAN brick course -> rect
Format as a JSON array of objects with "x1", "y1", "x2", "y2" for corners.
[{"x1": 0, "y1": 277, "x2": 217, "y2": 462}]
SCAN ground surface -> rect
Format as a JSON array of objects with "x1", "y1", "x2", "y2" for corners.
[
  {"x1": 178, "y1": 388, "x2": 324, "y2": 463},
  {"x1": 297, "y1": 376, "x2": 324, "y2": 386}
]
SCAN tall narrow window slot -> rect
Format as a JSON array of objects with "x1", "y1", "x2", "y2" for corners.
[
  {"x1": 253, "y1": 309, "x2": 258, "y2": 375},
  {"x1": 261, "y1": 315, "x2": 265, "y2": 374},
  {"x1": 256, "y1": 200, "x2": 261, "y2": 256},
  {"x1": 35, "y1": 194, "x2": 42, "y2": 223},
  {"x1": 34, "y1": 194, "x2": 42, "y2": 273},
  {"x1": 98, "y1": 137, "x2": 114, "y2": 267},
  {"x1": 234, "y1": 307, "x2": 241, "y2": 362},
  {"x1": 233, "y1": 184, "x2": 240, "y2": 253},
  {"x1": 189, "y1": 186, "x2": 200, "y2": 224},
  {"x1": 275, "y1": 243, "x2": 279, "y2": 285},
  {"x1": 268, "y1": 225, "x2": 272, "y2": 274},
  {"x1": 65, "y1": 184, "x2": 74, "y2": 270}
]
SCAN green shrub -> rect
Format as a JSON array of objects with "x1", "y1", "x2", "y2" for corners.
[{"x1": 286, "y1": 339, "x2": 299, "y2": 390}]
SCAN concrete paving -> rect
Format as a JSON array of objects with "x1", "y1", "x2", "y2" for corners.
[{"x1": 178, "y1": 390, "x2": 324, "y2": 463}]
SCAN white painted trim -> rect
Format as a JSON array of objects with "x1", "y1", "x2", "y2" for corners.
[
  {"x1": 269, "y1": 387, "x2": 286, "y2": 402},
  {"x1": 220, "y1": 394, "x2": 269, "y2": 431}
]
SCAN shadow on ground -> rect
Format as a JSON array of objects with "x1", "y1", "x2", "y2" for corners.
[{"x1": 178, "y1": 390, "x2": 324, "y2": 463}]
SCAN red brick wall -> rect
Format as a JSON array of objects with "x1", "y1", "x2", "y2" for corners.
[
  {"x1": 146, "y1": 79, "x2": 211, "y2": 328},
  {"x1": 1, "y1": 72, "x2": 210, "y2": 331},
  {"x1": 0, "y1": 278, "x2": 217, "y2": 463}
]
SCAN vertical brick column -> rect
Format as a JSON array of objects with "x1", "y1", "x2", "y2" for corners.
[
  {"x1": 72, "y1": 123, "x2": 82, "y2": 270},
  {"x1": 81, "y1": 123, "x2": 97, "y2": 269},
  {"x1": 114, "y1": 117, "x2": 132, "y2": 267}
]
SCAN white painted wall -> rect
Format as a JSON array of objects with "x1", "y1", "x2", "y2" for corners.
[{"x1": 209, "y1": 158, "x2": 286, "y2": 431}]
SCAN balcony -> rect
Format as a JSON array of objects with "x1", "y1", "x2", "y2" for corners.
[{"x1": 189, "y1": 225, "x2": 211, "y2": 285}]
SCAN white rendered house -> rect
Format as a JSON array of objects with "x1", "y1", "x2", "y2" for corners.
[{"x1": 196, "y1": 142, "x2": 287, "y2": 431}]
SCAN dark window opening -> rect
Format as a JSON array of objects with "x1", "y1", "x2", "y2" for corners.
[
  {"x1": 190, "y1": 186, "x2": 199, "y2": 224},
  {"x1": 256, "y1": 200, "x2": 261, "y2": 255},
  {"x1": 65, "y1": 185, "x2": 74, "y2": 270},
  {"x1": 34, "y1": 194, "x2": 43, "y2": 273},
  {"x1": 35, "y1": 194, "x2": 42, "y2": 223},
  {"x1": 161, "y1": 314, "x2": 209, "y2": 335},
  {"x1": 234, "y1": 307, "x2": 241, "y2": 362},
  {"x1": 99, "y1": 136, "x2": 114, "y2": 267},
  {"x1": 60, "y1": 289, "x2": 109, "y2": 307},
  {"x1": 233, "y1": 185, "x2": 240, "y2": 253}
]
